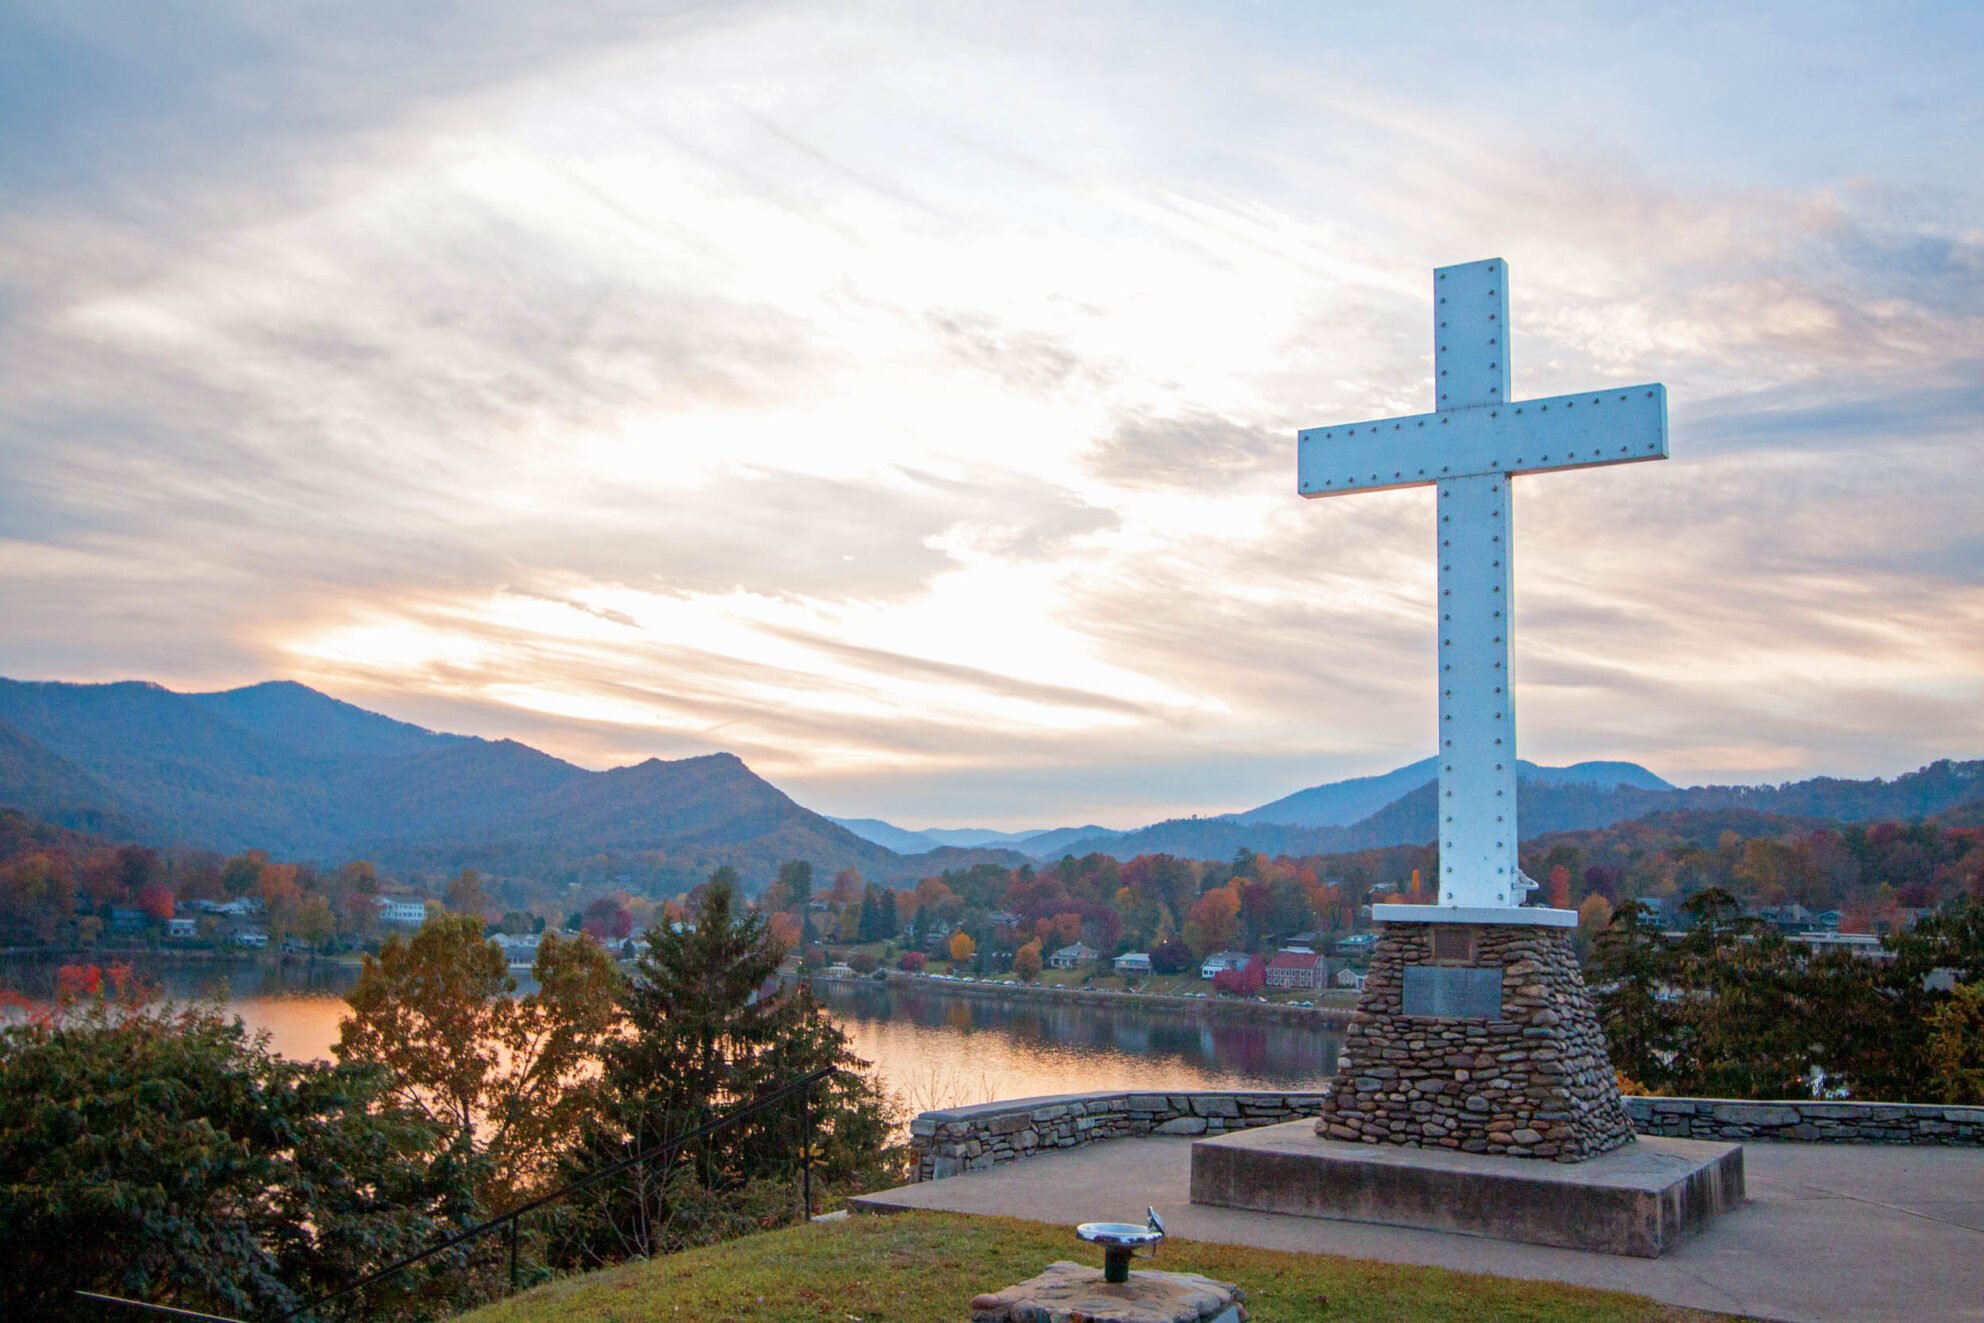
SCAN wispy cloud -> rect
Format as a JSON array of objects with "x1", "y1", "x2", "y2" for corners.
[{"x1": 2, "y1": 2, "x2": 1980, "y2": 828}]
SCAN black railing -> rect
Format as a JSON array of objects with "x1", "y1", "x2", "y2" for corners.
[{"x1": 83, "y1": 1066, "x2": 840, "y2": 1323}]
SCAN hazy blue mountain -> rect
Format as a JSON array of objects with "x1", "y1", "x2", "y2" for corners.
[
  {"x1": 0, "y1": 678, "x2": 1017, "y2": 887},
  {"x1": 830, "y1": 817, "x2": 1054, "y2": 852},
  {"x1": 187, "y1": 680, "x2": 458, "y2": 761},
  {"x1": 828, "y1": 816, "x2": 948, "y2": 853},
  {"x1": 1015, "y1": 824, "x2": 1123, "y2": 858},
  {"x1": 1233, "y1": 757, "x2": 1671, "y2": 829},
  {"x1": 920, "y1": 826, "x2": 1047, "y2": 848},
  {"x1": 1041, "y1": 759, "x2": 1982, "y2": 862}
]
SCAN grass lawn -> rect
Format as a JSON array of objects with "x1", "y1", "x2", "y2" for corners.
[{"x1": 457, "y1": 1211, "x2": 1730, "y2": 1323}]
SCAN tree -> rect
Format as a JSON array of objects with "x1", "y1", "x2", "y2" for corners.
[
  {"x1": 897, "y1": 950, "x2": 926, "y2": 973},
  {"x1": 1184, "y1": 887, "x2": 1240, "y2": 956},
  {"x1": 1213, "y1": 958, "x2": 1265, "y2": 997},
  {"x1": 0, "y1": 991, "x2": 474, "y2": 1321},
  {"x1": 135, "y1": 881, "x2": 174, "y2": 923},
  {"x1": 1925, "y1": 982, "x2": 1984, "y2": 1104},
  {"x1": 335, "y1": 914, "x2": 621, "y2": 1205},
  {"x1": 1149, "y1": 938, "x2": 1195, "y2": 974},
  {"x1": 559, "y1": 870, "x2": 898, "y2": 1265},
  {"x1": 582, "y1": 896, "x2": 633, "y2": 942},
  {"x1": 774, "y1": 860, "x2": 814, "y2": 941},
  {"x1": 1546, "y1": 864, "x2": 1572, "y2": 910},
  {"x1": 948, "y1": 931, "x2": 976, "y2": 964},
  {"x1": 1013, "y1": 939, "x2": 1043, "y2": 983},
  {"x1": 444, "y1": 868, "x2": 488, "y2": 917}
]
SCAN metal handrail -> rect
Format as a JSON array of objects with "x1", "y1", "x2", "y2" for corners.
[{"x1": 83, "y1": 1066, "x2": 840, "y2": 1323}]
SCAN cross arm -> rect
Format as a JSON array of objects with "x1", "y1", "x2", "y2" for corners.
[{"x1": 1297, "y1": 384, "x2": 1667, "y2": 497}]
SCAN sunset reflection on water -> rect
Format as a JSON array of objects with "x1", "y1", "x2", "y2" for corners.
[{"x1": 2, "y1": 960, "x2": 1341, "y2": 1115}]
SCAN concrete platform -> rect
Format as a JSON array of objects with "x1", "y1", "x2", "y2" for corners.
[
  {"x1": 1190, "y1": 1123, "x2": 1742, "y2": 1257},
  {"x1": 850, "y1": 1134, "x2": 1984, "y2": 1321}
]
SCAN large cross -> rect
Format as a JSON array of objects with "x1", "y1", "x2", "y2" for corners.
[{"x1": 1298, "y1": 258, "x2": 1667, "y2": 925}]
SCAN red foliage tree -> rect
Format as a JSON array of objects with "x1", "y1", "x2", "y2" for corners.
[
  {"x1": 1212, "y1": 958, "x2": 1265, "y2": 997},
  {"x1": 136, "y1": 882, "x2": 175, "y2": 922}
]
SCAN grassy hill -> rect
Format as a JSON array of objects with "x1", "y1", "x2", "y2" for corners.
[{"x1": 456, "y1": 1210, "x2": 1718, "y2": 1323}]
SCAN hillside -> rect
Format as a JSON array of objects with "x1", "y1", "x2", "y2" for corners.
[
  {"x1": 1039, "y1": 760, "x2": 1984, "y2": 862},
  {"x1": 0, "y1": 678, "x2": 1018, "y2": 888}
]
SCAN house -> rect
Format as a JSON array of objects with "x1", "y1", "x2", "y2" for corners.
[
  {"x1": 165, "y1": 917, "x2": 198, "y2": 939},
  {"x1": 1049, "y1": 942, "x2": 1099, "y2": 970},
  {"x1": 1791, "y1": 931, "x2": 1892, "y2": 961},
  {"x1": 1334, "y1": 966, "x2": 1367, "y2": 991},
  {"x1": 109, "y1": 906, "x2": 148, "y2": 934},
  {"x1": 1199, "y1": 951, "x2": 1249, "y2": 980},
  {"x1": 1334, "y1": 932, "x2": 1377, "y2": 957},
  {"x1": 824, "y1": 962, "x2": 856, "y2": 977},
  {"x1": 233, "y1": 929, "x2": 269, "y2": 949},
  {"x1": 1112, "y1": 952, "x2": 1152, "y2": 975},
  {"x1": 1265, "y1": 951, "x2": 1326, "y2": 990},
  {"x1": 376, "y1": 897, "x2": 429, "y2": 927}
]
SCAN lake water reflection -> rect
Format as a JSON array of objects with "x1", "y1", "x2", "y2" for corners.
[
  {"x1": 810, "y1": 981, "x2": 1340, "y2": 1112},
  {"x1": 1, "y1": 959, "x2": 1341, "y2": 1113}
]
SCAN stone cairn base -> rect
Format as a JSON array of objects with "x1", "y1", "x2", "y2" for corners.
[
  {"x1": 1315, "y1": 921, "x2": 1634, "y2": 1162},
  {"x1": 971, "y1": 1263, "x2": 1246, "y2": 1323}
]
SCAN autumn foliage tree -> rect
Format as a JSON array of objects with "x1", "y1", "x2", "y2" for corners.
[
  {"x1": 948, "y1": 930, "x2": 976, "y2": 964},
  {"x1": 335, "y1": 913, "x2": 622, "y2": 1205},
  {"x1": 1012, "y1": 939, "x2": 1043, "y2": 983}
]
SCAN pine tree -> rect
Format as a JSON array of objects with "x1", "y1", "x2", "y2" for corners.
[{"x1": 556, "y1": 868, "x2": 898, "y2": 1264}]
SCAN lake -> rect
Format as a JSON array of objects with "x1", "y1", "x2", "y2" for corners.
[{"x1": 0, "y1": 957, "x2": 1342, "y2": 1113}]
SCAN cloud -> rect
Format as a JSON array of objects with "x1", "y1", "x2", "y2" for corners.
[{"x1": 1, "y1": 2, "x2": 1981, "y2": 829}]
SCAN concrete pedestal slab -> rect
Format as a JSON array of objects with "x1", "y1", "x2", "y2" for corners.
[{"x1": 1190, "y1": 1122, "x2": 1742, "y2": 1257}]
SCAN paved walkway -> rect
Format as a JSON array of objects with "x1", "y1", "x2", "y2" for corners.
[{"x1": 852, "y1": 1134, "x2": 1984, "y2": 1322}]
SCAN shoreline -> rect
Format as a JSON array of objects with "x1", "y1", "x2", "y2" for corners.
[{"x1": 800, "y1": 972, "x2": 1358, "y2": 1029}]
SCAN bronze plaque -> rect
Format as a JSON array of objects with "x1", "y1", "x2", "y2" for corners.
[
  {"x1": 1430, "y1": 925, "x2": 1476, "y2": 963},
  {"x1": 1402, "y1": 965, "x2": 1502, "y2": 1019}
]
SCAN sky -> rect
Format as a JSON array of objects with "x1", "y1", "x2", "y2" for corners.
[{"x1": 2, "y1": 1, "x2": 1981, "y2": 830}]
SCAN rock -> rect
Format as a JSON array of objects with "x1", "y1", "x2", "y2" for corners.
[{"x1": 970, "y1": 1262, "x2": 1247, "y2": 1323}]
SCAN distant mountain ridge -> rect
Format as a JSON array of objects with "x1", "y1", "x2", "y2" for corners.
[
  {"x1": 0, "y1": 679, "x2": 1024, "y2": 887},
  {"x1": 3, "y1": 676, "x2": 1977, "y2": 884},
  {"x1": 1033, "y1": 758, "x2": 1984, "y2": 862}
]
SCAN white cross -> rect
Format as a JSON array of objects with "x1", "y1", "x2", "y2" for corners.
[{"x1": 1297, "y1": 259, "x2": 1667, "y2": 926}]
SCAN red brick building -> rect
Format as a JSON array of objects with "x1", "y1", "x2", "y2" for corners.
[{"x1": 1265, "y1": 950, "x2": 1326, "y2": 990}]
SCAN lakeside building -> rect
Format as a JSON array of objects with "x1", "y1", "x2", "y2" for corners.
[
  {"x1": 1049, "y1": 942, "x2": 1099, "y2": 969},
  {"x1": 375, "y1": 897, "x2": 429, "y2": 927},
  {"x1": 1199, "y1": 951, "x2": 1249, "y2": 980},
  {"x1": 1112, "y1": 951, "x2": 1152, "y2": 975},
  {"x1": 1265, "y1": 951, "x2": 1326, "y2": 990},
  {"x1": 1790, "y1": 931, "x2": 1893, "y2": 961}
]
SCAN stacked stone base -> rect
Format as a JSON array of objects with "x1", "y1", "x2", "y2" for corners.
[{"x1": 1314, "y1": 921, "x2": 1633, "y2": 1162}]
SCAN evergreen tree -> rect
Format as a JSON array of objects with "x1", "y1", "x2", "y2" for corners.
[{"x1": 556, "y1": 868, "x2": 898, "y2": 1264}]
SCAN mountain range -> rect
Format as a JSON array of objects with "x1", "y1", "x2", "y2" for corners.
[
  {"x1": 0, "y1": 678, "x2": 1023, "y2": 888},
  {"x1": 2, "y1": 676, "x2": 1979, "y2": 887}
]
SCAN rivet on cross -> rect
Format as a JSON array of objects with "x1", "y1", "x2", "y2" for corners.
[{"x1": 1297, "y1": 259, "x2": 1668, "y2": 926}]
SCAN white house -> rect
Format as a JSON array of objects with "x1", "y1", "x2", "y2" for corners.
[
  {"x1": 1334, "y1": 966, "x2": 1367, "y2": 991},
  {"x1": 233, "y1": 929, "x2": 269, "y2": 949},
  {"x1": 376, "y1": 897, "x2": 429, "y2": 927},
  {"x1": 165, "y1": 917, "x2": 198, "y2": 939},
  {"x1": 1049, "y1": 942, "x2": 1099, "y2": 969},
  {"x1": 1112, "y1": 952, "x2": 1152, "y2": 975},
  {"x1": 1199, "y1": 951, "x2": 1249, "y2": 980}
]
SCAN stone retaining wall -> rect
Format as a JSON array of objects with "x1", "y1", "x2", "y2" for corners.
[
  {"x1": 908, "y1": 1091, "x2": 1329, "y2": 1181},
  {"x1": 1624, "y1": 1096, "x2": 1984, "y2": 1144}
]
